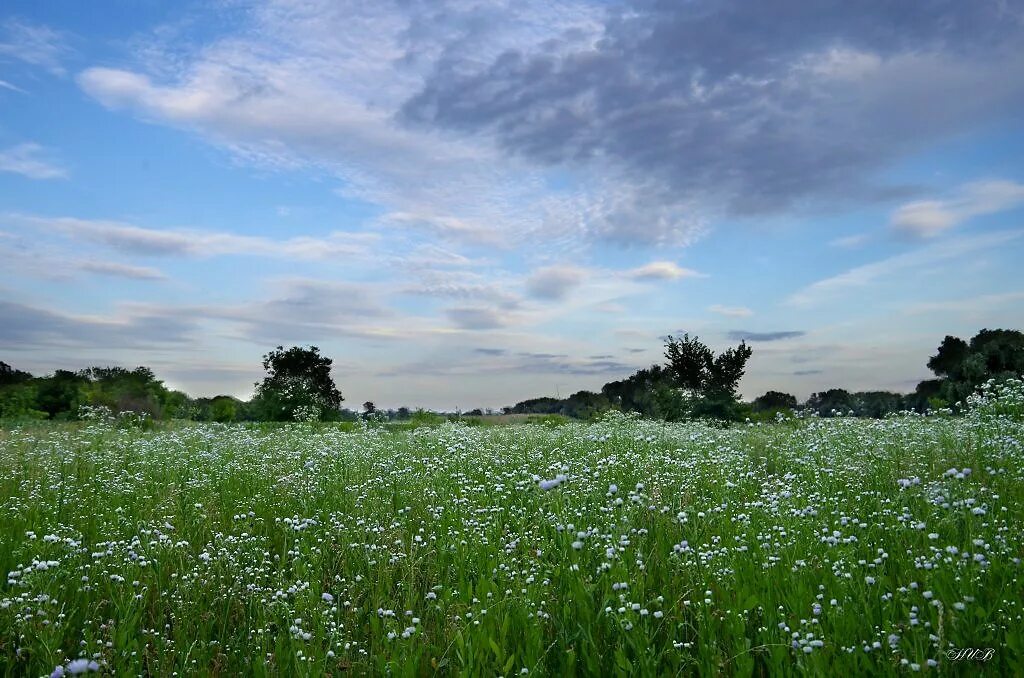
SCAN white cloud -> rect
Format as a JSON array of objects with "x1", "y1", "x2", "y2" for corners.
[
  {"x1": 0, "y1": 18, "x2": 68, "y2": 75},
  {"x1": 0, "y1": 78, "x2": 26, "y2": 93},
  {"x1": 891, "y1": 179, "x2": 1024, "y2": 238},
  {"x1": 79, "y1": 261, "x2": 167, "y2": 281},
  {"x1": 73, "y1": 1, "x2": 711, "y2": 251},
  {"x1": 10, "y1": 214, "x2": 378, "y2": 260},
  {"x1": 829, "y1": 234, "x2": 869, "y2": 248},
  {"x1": 0, "y1": 143, "x2": 67, "y2": 179},
  {"x1": 787, "y1": 231, "x2": 1022, "y2": 306},
  {"x1": 628, "y1": 261, "x2": 704, "y2": 281},
  {"x1": 446, "y1": 307, "x2": 508, "y2": 330},
  {"x1": 709, "y1": 304, "x2": 753, "y2": 317},
  {"x1": 525, "y1": 265, "x2": 587, "y2": 301},
  {"x1": 903, "y1": 291, "x2": 1024, "y2": 315}
]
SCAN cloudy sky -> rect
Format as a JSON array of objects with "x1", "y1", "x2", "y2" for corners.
[{"x1": 1, "y1": 0, "x2": 1023, "y2": 409}]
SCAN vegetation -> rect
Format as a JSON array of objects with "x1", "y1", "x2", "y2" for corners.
[
  {"x1": 252, "y1": 346, "x2": 344, "y2": 422},
  {"x1": 2, "y1": 329, "x2": 1022, "y2": 426},
  {"x1": 921, "y1": 329, "x2": 1024, "y2": 409},
  {"x1": 1, "y1": 383, "x2": 1022, "y2": 675}
]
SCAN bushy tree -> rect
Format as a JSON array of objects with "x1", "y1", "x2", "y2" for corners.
[
  {"x1": 920, "y1": 328, "x2": 1024, "y2": 408},
  {"x1": 752, "y1": 391, "x2": 798, "y2": 412},
  {"x1": 805, "y1": 388, "x2": 855, "y2": 417},
  {"x1": 663, "y1": 334, "x2": 752, "y2": 421},
  {"x1": 35, "y1": 370, "x2": 90, "y2": 419},
  {"x1": 253, "y1": 346, "x2": 343, "y2": 422},
  {"x1": 852, "y1": 391, "x2": 904, "y2": 418},
  {"x1": 209, "y1": 396, "x2": 240, "y2": 422},
  {"x1": 0, "y1": 382, "x2": 45, "y2": 420},
  {"x1": 664, "y1": 334, "x2": 752, "y2": 398},
  {"x1": 80, "y1": 366, "x2": 172, "y2": 416},
  {"x1": 0, "y1": 361, "x2": 33, "y2": 386}
]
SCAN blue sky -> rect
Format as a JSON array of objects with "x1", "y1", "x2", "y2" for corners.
[{"x1": 1, "y1": 0, "x2": 1023, "y2": 409}]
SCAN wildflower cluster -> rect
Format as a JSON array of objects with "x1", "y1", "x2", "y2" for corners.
[{"x1": 0, "y1": 413, "x2": 1021, "y2": 675}]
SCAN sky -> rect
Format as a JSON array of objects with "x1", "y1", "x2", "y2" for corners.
[{"x1": 1, "y1": 0, "x2": 1023, "y2": 410}]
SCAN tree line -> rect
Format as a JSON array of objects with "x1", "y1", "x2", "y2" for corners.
[{"x1": 1, "y1": 328, "x2": 1021, "y2": 424}]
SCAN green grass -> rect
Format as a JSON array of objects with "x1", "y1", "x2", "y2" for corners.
[{"x1": 1, "y1": 409, "x2": 1021, "y2": 676}]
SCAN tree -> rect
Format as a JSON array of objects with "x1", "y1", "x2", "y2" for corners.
[
  {"x1": 805, "y1": 389, "x2": 855, "y2": 417},
  {"x1": 752, "y1": 391, "x2": 798, "y2": 412},
  {"x1": 852, "y1": 391, "x2": 904, "y2": 418},
  {"x1": 919, "y1": 328, "x2": 1024, "y2": 408},
  {"x1": 664, "y1": 334, "x2": 752, "y2": 398},
  {"x1": 927, "y1": 336, "x2": 969, "y2": 380},
  {"x1": 209, "y1": 396, "x2": 239, "y2": 423},
  {"x1": 79, "y1": 366, "x2": 171, "y2": 416},
  {"x1": 0, "y1": 361, "x2": 33, "y2": 386},
  {"x1": 662, "y1": 334, "x2": 752, "y2": 421},
  {"x1": 35, "y1": 370, "x2": 89, "y2": 419},
  {"x1": 363, "y1": 401, "x2": 376, "y2": 414},
  {"x1": 253, "y1": 346, "x2": 343, "y2": 422}
]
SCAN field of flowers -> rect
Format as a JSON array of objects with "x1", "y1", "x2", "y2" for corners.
[{"x1": 1, "y1": 388, "x2": 1022, "y2": 676}]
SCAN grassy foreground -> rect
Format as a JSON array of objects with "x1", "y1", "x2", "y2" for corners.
[{"x1": 1, "y1": 409, "x2": 1022, "y2": 676}]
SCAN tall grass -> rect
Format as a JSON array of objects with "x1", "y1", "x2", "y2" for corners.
[{"x1": 1, "y1": 406, "x2": 1021, "y2": 675}]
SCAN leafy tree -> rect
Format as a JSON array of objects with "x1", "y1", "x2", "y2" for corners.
[
  {"x1": 363, "y1": 401, "x2": 376, "y2": 415},
  {"x1": 79, "y1": 366, "x2": 171, "y2": 416},
  {"x1": 905, "y1": 379, "x2": 944, "y2": 412},
  {"x1": 209, "y1": 396, "x2": 240, "y2": 422},
  {"x1": 663, "y1": 334, "x2": 752, "y2": 398},
  {"x1": 852, "y1": 391, "x2": 904, "y2": 418},
  {"x1": 920, "y1": 328, "x2": 1024, "y2": 408},
  {"x1": 0, "y1": 361, "x2": 33, "y2": 386},
  {"x1": 662, "y1": 334, "x2": 752, "y2": 421},
  {"x1": 805, "y1": 388, "x2": 855, "y2": 417},
  {"x1": 927, "y1": 336, "x2": 969, "y2": 380},
  {"x1": 0, "y1": 383, "x2": 45, "y2": 420},
  {"x1": 561, "y1": 390, "x2": 612, "y2": 420},
  {"x1": 752, "y1": 391, "x2": 798, "y2": 412},
  {"x1": 511, "y1": 397, "x2": 565, "y2": 415},
  {"x1": 0, "y1": 362, "x2": 43, "y2": 420},
  {"x1": 35, "y1": 370, "x2": 90, "y2": 419},
  {"x1": 253, "y1": 346, "x2": 343, "y2": 422}
]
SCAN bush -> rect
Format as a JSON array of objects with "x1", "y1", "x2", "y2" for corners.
[{"x1": 966, "y1": 377, "x2": 1024, "y2": 420}]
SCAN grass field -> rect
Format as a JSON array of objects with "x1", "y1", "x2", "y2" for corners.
[{"x1": 1, "y1": 396, "x2": 1022, "y2": 675}]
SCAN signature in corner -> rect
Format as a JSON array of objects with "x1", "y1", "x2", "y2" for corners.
[{"x1": 946, "y1": 648, "x2": 995, "y2": 662}]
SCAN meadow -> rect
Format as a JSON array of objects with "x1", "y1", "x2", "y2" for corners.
[{"x1": 1, "y1": 384, "x2": 1022, "y2": 676}]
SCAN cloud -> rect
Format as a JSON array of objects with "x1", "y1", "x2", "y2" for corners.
[
  {"x1": 891, "y1": 180, "x2": 1024, "y2": 238},
  {"x1": 11, "y1": 214, "x2": 377, "y2": 259},
  {"x1": 793, "y1": 369, "x2": 824, "y2": 376},
  {"x1": 398, "y1": 269, "x2": 521, "y2": 310},
  {"x1": 902, "y1": 291, "x2": 1024, "y2": 316},
  {"x1": 474, "y1": 347, "x2": 507, "y2": 356},
  {"x1": 0, "y1": 143, "x2": 67, "y2": 179},
  {"x1": 79, "y1": 2, "x2": 1024, "y2": 248},
  {"x1": 74, "y1": 1, "x2": 629, "y2": 252},
  {"x1": 728, "y1": 330, "x2": 805, "y2": 342},
  {"x1": 628, "y1": 261, "x2": 704, "y2": 281},
  {"x1": 830, "y1": 234, "x2": 869, "y2": 248},
  {"x1": 212, "y1": 278, "x2": 393, "y2": 343},
  {"x1": 0, "y1": 78, "x2": 26, "y2": 93},
  {"x1": 0, "y1": 18, "x2": 68, "y2": 75},
  {"x1": 402, "y1": 2, "x2": 1024, "y2": 217},
  {"x1": 788, "y1": 231, "x2": 1022, "y2": 306},
  {"x1": 525, "y1": 265, "x2": 586, "y2": 300},
  {"x1": 378, "y1": 350, "x2": 636, "y2": 380},
  {"x1": 78, "y1": 260, "x2": 167, "y2": 281},
  {"x1": 709, "y1": 304, "x2": 752, "y2": 317},
  {"x1": 0, "y1": 300, "x2": 196, "y2": 348},
  {"x1": 379, "y1": 211, "x2": 503, "y2": 246},
  {"x1": 446, "y1": 307, "x2": 507, "y2": 330}
]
